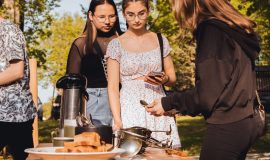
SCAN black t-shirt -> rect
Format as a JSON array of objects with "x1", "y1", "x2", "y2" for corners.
[{"x1": 66, "y1": 31, "x2": 116, "y2": 88}]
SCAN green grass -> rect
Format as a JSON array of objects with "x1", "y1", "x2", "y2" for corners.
[
  {"x1": 38, "y1": 120, "x2": 59, "y2": 143},
  {"x1": 176, "y1": 116, "x2": 205, "y2": 155},
  {"x1": 38, "y1": 114, "x2": 270, "y2": 156}
]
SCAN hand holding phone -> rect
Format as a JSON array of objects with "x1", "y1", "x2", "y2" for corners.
[{"x1": 148, "y1": 71, "x2": 164, "y2": 79}]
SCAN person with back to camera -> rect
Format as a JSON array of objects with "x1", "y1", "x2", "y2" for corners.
[
  {"x1": 106, "y1": 0, "x2": 181, "y2": 148},
  {"x1": 0, "y1": 0, "x2": 37, "y2": 159},
  {"x1": 146, "y1": 0, "x2": 263, "y2": 159},
  {"x1": 66, "y1": 0, "x2": 123, "y2": 126}
]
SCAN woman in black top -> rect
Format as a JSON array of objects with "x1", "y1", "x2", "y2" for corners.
[
  {"x1": 66, "y1": 0, "x2": 122, "y2": 126},
  {"x1": 146, "y1": 0, "x2": 262, "y2": 159}
]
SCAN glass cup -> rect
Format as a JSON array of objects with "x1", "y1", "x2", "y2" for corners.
[
  {"x1": 64, "y1": 119, "x2": 76, "y2": 137},
  {"x1": 64, "y1": 125, "x2": 75, "y2": 138},
  {"x1": 52, "y1": 137, "x2": 74, "y2": 147}
]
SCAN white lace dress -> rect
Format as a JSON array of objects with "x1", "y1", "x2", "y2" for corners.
[{"x1": 106, "y1": 36, "x2": 181, "y2": 147}]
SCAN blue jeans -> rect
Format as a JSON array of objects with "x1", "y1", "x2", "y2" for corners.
[{"x1": 86, "y1": 88, "x2": 112, "y2": 126}]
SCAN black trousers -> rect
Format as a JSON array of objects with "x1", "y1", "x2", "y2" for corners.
[
  {"x1": 0, "y1": 119, "x2": 34, "y2": 160},
  {"x1": 200, "y1": 115, "x2": 261, "y2": 160}
]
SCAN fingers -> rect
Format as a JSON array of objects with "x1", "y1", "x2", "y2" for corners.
[
  {"x1": 144, "y1": 73, "x2": 168, "y2": 86},
  {"x1": 145, "y1": 100, "x2": 154, "y2": 108},
  {"x1": 145, "y1": 76, "x2": 160, "y2": 85},
  {"x1": 144, "y1": 99, "x2": 165, "y2": 117},
  {"x1": 145, "y1": 101, "x2": 158, "y2": 114}
]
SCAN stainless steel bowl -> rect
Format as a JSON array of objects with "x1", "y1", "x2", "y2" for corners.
[
  {"x1": 116, "y1": 127, "x2": 151, "y2": 157},
  {"x1": 119, "y1": 138, "x2": 143, "y2": 157},
  {"x1": 116, "y1": 126, "x2": 173, "y2": 157}
]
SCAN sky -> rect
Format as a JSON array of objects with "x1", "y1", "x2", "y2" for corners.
[
  {"x1": 38, "y1": 0, "x2": 126, "y2": 103},
  {"x1": 53, "y1": 0, "x2": 90, "y2": 16}
]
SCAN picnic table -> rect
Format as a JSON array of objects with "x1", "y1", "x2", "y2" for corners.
[{"x1": 27, "y1": 143, "x2": 198, "y2": 160}]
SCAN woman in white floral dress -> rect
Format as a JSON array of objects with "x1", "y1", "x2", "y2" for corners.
[{"x1": 106, "y1": 0, "x2": 180, "y2": 147}]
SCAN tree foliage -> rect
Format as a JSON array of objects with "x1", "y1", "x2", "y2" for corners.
[
  {"x1": 149, "y1": 0, "x2": 196, "y2": 90},
  {"x1": 40, "y1": 14, "x2": 85, "y2": 86},
  {"x1": 0, "y1": 0, "x2": 60, "y2": 67},
  {"x1": 231, "y1": 0, "x2": 270, "y2": 65}
]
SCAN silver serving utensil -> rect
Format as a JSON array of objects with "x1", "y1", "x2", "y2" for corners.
[
  {"x1": 150, "y1": 125, "x2": 172, "y2": 135},
  {"x1": 76, "y1": 113, "x2": 84, "y2": 127},
  {"x1": 140, "y1": 100, "x2": 154, "y2": 108},
  {"x1": 140, "y1": 100, "x2": 148, "y2": 106}
]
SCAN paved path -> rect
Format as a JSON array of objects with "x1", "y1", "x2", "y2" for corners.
[{"x1": 246, "y1": 153, "x2": 270, "y2": 160}]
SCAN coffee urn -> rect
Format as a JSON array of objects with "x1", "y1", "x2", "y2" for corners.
[{"x1": 56, "y1": 74, "x2": 88, "y2": 137}]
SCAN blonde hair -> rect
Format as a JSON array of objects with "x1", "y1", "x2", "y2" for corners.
[{"x1": 170, "y1": 0, "x2": 256, "y2": 33}]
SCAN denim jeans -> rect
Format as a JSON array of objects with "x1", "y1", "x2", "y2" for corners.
[{"x1": 86, "y1": 88, "x2": 112, "y2": 126}]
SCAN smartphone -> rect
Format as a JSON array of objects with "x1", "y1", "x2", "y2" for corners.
[{"x1": 148, "y1": 71, "x2": 164, "y2": 79}]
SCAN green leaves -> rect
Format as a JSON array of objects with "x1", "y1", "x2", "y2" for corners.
[
  {"x1": 149, "y1": 0, "x2": 196, "y2": 90},
  {"x1": 231, "y1": 0, "x2": 270, "y2": 65},
  {"x1": 1, "y1": 0, "x2": 60, "y2": 67},
  {"x1": 39, "y1": 15, "x2": 85, "y2": 86}
]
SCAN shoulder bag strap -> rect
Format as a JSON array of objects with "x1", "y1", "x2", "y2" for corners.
[
  {"x1": 157, "y1": 32, "x2": 164, "y2": 72},
  {"x1": 157, "y1": 32, "x2": 169, "y2": 96}
]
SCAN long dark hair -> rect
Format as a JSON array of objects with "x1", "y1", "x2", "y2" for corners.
[
  {"x1": 170, "y1": 0, "x2": 256, "y2": 34},
  {"x1": 83, "y1": 0, "x2": 123, "y2": 54}
]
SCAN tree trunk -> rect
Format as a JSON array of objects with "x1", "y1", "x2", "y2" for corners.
[{"x1": 19, "y1": 0, "x2": 25, "y2": 31}]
